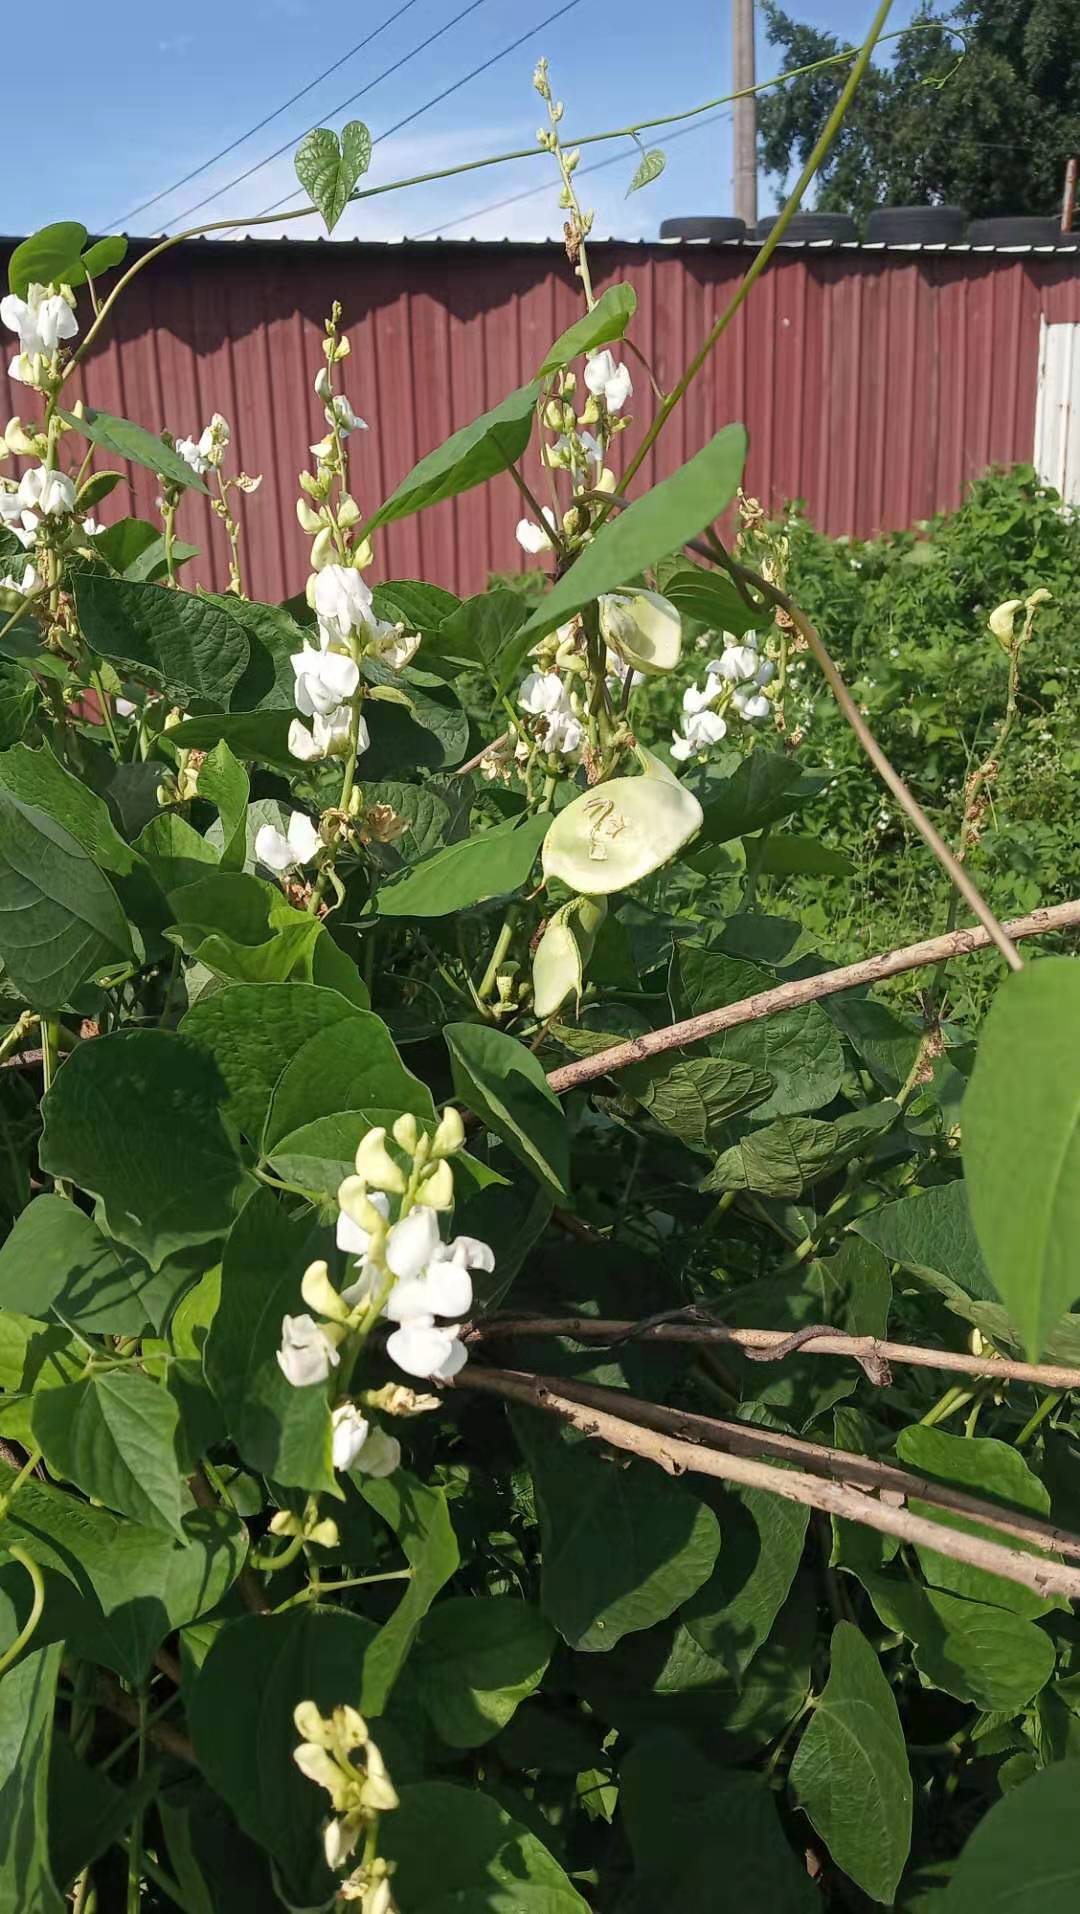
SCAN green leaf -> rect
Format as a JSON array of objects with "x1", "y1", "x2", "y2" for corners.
[
  {"x1": 446, "y1": 1021, "x2": 570, "y2": 1201},
  {"x1": 515, "y1": 1412, "x2": 720, "y2": 1650},
  {"x1": 72, "y1": 574, "x2": 251, "y2": 703},
  {"x1": 31, "y1": 1372, "x2": 184, "y2": 1539},
  {"x1": 789, "y1": 1620, "x2": 912, "y2": 1904},
  {"x1": 538, "y1": 283, "x2": 638, "y2": 375},
  {"x1": 65, "y1": 234, "x2": 128, "y2": 286},
  {"x1": 263, "y1": 1005, "x2": 433, "y2": 1154},
  {"x1": 697, "y1": 750, "x2": 829, "y2": 844},
  {"x1": 135, "y1": 811, "x2": 218, "y2": 895},
  {"x1": 0, "y1": 790, "x2": 131, "y2": 1008},
  {"x1": 362, "y1": 779, "x2": 451, "y2": 862},
  {"x1": 360, "y1": 672, "x2": 469, "y2": 775},
  {"x1": 682, "y1": 1486, "x2": 809, "y2": 1676},
  {"x1": 0, "y1": 1644, "x2": 64, "y2": 1914},
  {"x1": 894, "y1": 1425, "x2": 1058, "y2": 1618},
  {"x1": 199, "y1": 740, "x2": 249, "y2": 870},
  {"x1": 294, "y1": 119, "x2": 372, "y2": 232},
  {"x1": 703, "y1": 1103, "x2": 898, "y2": 1198},
  {"x1": 0, "y1": 741, "x2": 164, "y2": 934},
  {"x1": 372, "y1": 579, "x2": 461, "y2": 636},
  {"x1": 189, "y1": 1605, "x2": 376, "y2": 1908},
  {"x1": 0, "y1": 664, "x2": 35, "y2": 749},
  {"x1": 377, "y1": 812, "x2": 549, "y2": 917},
  {"x1": 678, "y1": 944, "x2": 844, "y2": 1119},
  {"x1": 359, "y1": 1472, "x2": 459, "y2": 1713},
  {"x1": 380, "y1": 1781, "x2": 590, "y2": 1913},
  {"x1": 205, "y1": 1187, "x2": 334, "y2": 1493},
  {"x1": 8, "y1": 222, "x2": 86, "y2": 298},
  {"x1": 0, "y1": 1195, "x2": 154, "y2": 1334},
  {"x1": 47, "y1": 1734, "x2": 153, "y2": 1895},
  {"x1": 0, "y1": 1472, "x2": 246, "y2": 1682},
  {"x1": 94, "y1": 516, "x2": 199, "y2": 583},
  {"x1": 622, "y1": 1053, "x2": 771, "y2": 1151},
  {"x1": 414, "y1": 1597, "x2": 553, "y2": 1747},
  {"x1": 852, "y1": 1180, "x2": 995, "y2": 1299},
  {"x1": 627, "y1": 146, "x2": 666, "y2": 193},
  {"x1": 658, "y1": 559, "x2": 772, "y2": 639},
  {"x1": 621, "y1": 1731, "x2": 817, "y2": 1914},
  {"x1": 519, "y1": 426, "x2": 747, "y2": 643},
  {"x1": 434, "y1": 588, "x2": 533, "y2": 692},
  {"x1": 364, "y1": 380, "x2": 541, "y2": 533},
  {"x1": 859, "y1": 1569, "x2": 1056, "y2": 1715},
  {"x1": 725, "y1": 1237, "x2": 891, "y2": 1429},
  {"x1": 940, "y1": 1758, "x2": 1080, "y2": 1914},
  {"x1": 752, "y1": 831, "x2": 854, "y2": 877},
  {"x1": 39, "y1": 1029, "x2": 247, "y2": 1269},
  {"x1": 58, "y1": 406, "x2": 209, "y2": 493},
  {"x1": 964, "y1": 958, "x2": 1080, "y2": 1357}
]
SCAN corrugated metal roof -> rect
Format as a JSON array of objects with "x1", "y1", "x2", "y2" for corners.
[{"x1": 5, "y1": 232, "x2": 1077, "y2": 258}]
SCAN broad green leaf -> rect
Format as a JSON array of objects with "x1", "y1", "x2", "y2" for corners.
[
  {"x1": 752, "y1": 831, "x2": 854, "y2": 877},
  {"x1": 0, "y1": 664, "x2": 34, "y2": 748},
  {"x1": 434, "y1": 588, "x2": 533, "y2": 692},
  {"x1": 0, "y1": 1644, "x2": 64, "y2": 1914},
  {"x1": 0, "y1": 1313, "x2": 82, "y2": 1444},
  {"x1": 165, "y1": 712, "x2": 295, "y2": 768},
  {"x1": 519, "y1": 426, "x2": 747, "y2": 642},
  {"x1": 168, "y1": 871, "x2": 367, "y2": 1002},
  {"x1": 697, "y1": 750, "x2": 830, "y2": 844},
  {"x1": 414, "y1": 1597, "x2": 553, "y2": 1747},
  {"x1": 658, "y1": 559, "x2": 772, "y2": 639},
  {"x1": 0, "y1": 790, "x2": 131, "y2": 1008},
  {"x1": 39, "y1": 1029, "x2": 247, "y2": 1269},
  {"x1": 380, "y1": 1781, "x2": 590, "y2": 1913},
  {"x1": 205, "y1": 1186, "x2": 334, "y2": 1493},
  {"x1": 158, "y1": 1795, "x2": 283, "y2": 1914},
  {"x1": 940, "y1": 1758, "x2": 1080, "y2": 1914},
  {"x1": 852, "y1": 1180, "x2": 996, "y2": 1299},
  {"x1": 859, "y1": 1568, "x2": 1056, "y2": 1715},
  {"x1": 360, "y1": 673, "x2": 470, "y2": 776},
  {"x1": 94, "y1": 515, "x2": 199, "y2": 582},
  {"x1": 682, "y1": 1485, "x2": 809, "y2": 1676},
  {"x1": 135, "y1": 810, "x2": 218, "y2": 895},
  {"x1": 0, "y1": 740, "x2": 164, "y2": 933},
  {"x1": 446, "y1": 1021, "x2": 570, "y2": 1201},
  {"x1": 359, "y1": 1473, "x2": 459, "y2": 1713},
  {"x1": 362, "y1": 779, "x2": 451, "y2": 863},
  {"x1": 263, "y1": 1006, "x2": 433, "y2": 1153},
  {"x1": 678, "y1": 944, "x2": 844, "y2": 1119},
  {"x1": 0, "y1": 1471, "x2": 246, "y2": 1682},
  {"x1": 198, "y1": 739, "x2": 249, "y2": 870},
  {"x1": 8, "y1": 221, "x2": 86, "y2": 297},
  {"x1": 0, "y1": 1197, "x2": 156, "y2": 1335},
  {"x1": 514, "y1": 1411, "x2": 720, "y2": 1651},
  {"x1": 47, "y1": 1734, "x2": 153, "y2": 1896},
  {"x1": 294, "y1": 119, "x2": 371, "y2": 232},
  {"x1": 789, "y1": 1620, "x2": 911, "y2": 1904},
  {"x1": 538, "y1": 283, "x2": 637, "y2": 375},
  {"x1": 65, "y1": 234, "x2": 128, "y2": 286},
  {"x1": 621, "y1": 1730, "x2": 817, "y2": 1914},
  {"x1": 895, "y1": 1425, "x2": 1058, "y2": 1618},
  {"x1": 622, "y1": 1052, "x2": 771, "y2": 1151},
  {"x1": 725, "y1": 1237, "x2": 891, "y2": 1428},
  {"x1": 364, "y1": 380, "x2": 542, "y2": 533},
  {"x1": 73, "y1": 574, "x2": 252, "y2": 704},
  {"x1": 703, "y1": 1103, "x2": 898, "y2": 1198},
  {"x1": 58, "y1": 405, "x2": 210, "y2": 493},
  {"x1": 371, "y1": 579, "x2": 460, "y2": 636},
  {"x1": 627, "y1": 146, "x2": 666, "y2": 193},
  {"x1": 964, "y1": 958, "x2": 1080, "y2": 1357},
  {"x1": 31, "y1": 1371, "x2": 185, "y2": 1539},
  {"x1": 189, "y1": 1605, "x2": 376, "y2": 1908},
  {"x1": 825, "y1": 993, "x2": 922, "y2": 1093},
  {"x1": 377, "y1": 813, "x2": 549, "y2": 917}
]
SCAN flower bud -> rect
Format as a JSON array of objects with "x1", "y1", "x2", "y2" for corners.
[
  {"x1": 314, "y1": 366, "x2": 332, "y2": 401},
  {"x1": 1026, "y1": 587, "x2": 1052, "y2": 610},
  {"x1": 308, "y1": 1517, "x2": 341, "y2": 1549},
  {"x1": 420, "y1": 1159, "x2": 454, "y2": 1211},
  {"x1": 311, "y1": 526, "x2": 336, "y2": 570},
  {"x1": 392, "y1": 1113, "x2": 420, "y2": 1154},
  {"x1": 354, "y1": 1126, "x2": 408, "y2": 1194},
  {"x1": 578, "y1": 396, "x2": 600, "y2": 427},
  {"x1": 337, "y1": 1176, "x2": 391, "y2": 1236},
  {"x1": 432, "y1": 1105, "x2": 465, "y2": 1157},
  {"x1": 301, "y1": 1259, "x2": 350, "y2": 1323},
  {"x1": 296, "y1": 498, "x2": 323, "y2": 534},
  {"x1": 543, "y1": 398, "x2": 566, "y2": 431},
  {"x1": 988, "y1": 598, "x2": 1022, "y2": 644},
  {"x1": 269, "y1": 1508, "x2": 303, "y2": 1536},
  {"x1": 338, "y1": 493, "x2": 361, "y2": 527}
]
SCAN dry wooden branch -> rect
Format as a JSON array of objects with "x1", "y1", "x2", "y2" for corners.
[
  {"x1": 456, "y1": 1365, "x2": 1080, "y2": 1603},
  {"x1": 455, "y1": 731, "x2": 509, "y2": 778},
  {"x1": 544, "y1": 899, "x2": 1080, "y2": 1094},
  {"x1": 96, "y1": 1673, "x2": 197, "y2": 1764},
  {"x1": 482, "y1": 1368, "x2": 1080, "y2": 1563},
  {"x1": 466, "y1": 1312, "x2": 1080, "y2": 1393}
]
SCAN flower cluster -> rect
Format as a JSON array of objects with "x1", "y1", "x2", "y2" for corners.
[
  {"x1": 277, "y1": 1106, "x2": 491, "y2": 1409},
  {"x1": 1, "y1": 282, "x2": 77, "y2": 388},
  {"x1": 671, "y1": 635, "x2": 775, "y2": 760},
  {"x1": 293, "y1": 1701, "x2": 398, "y2": 1878},
  {"x1": 518, "y1": 664, "x2": 583, "y2": 758},
  {"x1": 176, "y1": 412, "x2": 231, "y2": 475}
]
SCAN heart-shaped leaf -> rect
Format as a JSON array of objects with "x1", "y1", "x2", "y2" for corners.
[
  {"x1": 627, "y1": 148, "x2": 666, "y2": 195},
  {"x1": 294, "y1": 120, "x2": 372, "y2": 233},
  {"x1": 8, "y1": 222, "x2": 87, "y2": 298}
]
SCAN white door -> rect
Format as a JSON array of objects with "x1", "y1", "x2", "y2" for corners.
[{"x1": 1035, "y1": 318, "x2": 1080, "y2": 502}]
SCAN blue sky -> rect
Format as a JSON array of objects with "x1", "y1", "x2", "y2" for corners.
[{"x1": 3, "y1": 0, "x2": 920, "y2": 244}]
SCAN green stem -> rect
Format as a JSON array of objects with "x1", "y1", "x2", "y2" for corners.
[
  {"x1": 274, "y1": 1568, "x2": 413, "y2": 1612},
  {"x1": 0, "y1": 1447, "x2": 42, "y2": 1517},
  {"x1": 126, "y1": 1685, "x2": 148, "y2": 1914},
  {"x1": 249, "y1": 1531, "x2": 306, "y2": 1575},
  {"x1": 741, "y1": 825, "x2": 772, "y2": 909},
  {"x1": 0, "y1": 1545, "x2": 45, "y2": 1679},
  {"x1": 0, "y1": 593, "x2": 34, "y2": 647},
  {"x1": 1015, "y1": 1389, "x2": 1063, "y2": 1449},
  {"x1": 609, "y1": 0, "x2": 895, "y2": 509},
  {"x1": 119, "y1": 1842, "x2": 194, "y2": 1914},
  {"x1": 920, "y1": 1385, "x2": 973, "y2": 1429},
  {"x1": 477, "y1": 905, "x2": 519, "y2": 1003},
  {"x1": 90, "y1": 669, "x2": 121, "y2": 758},
  {"x1": 508, "y1": 464, "x2": 566, "y2": 554}
]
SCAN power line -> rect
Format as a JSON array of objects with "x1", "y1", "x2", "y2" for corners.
[
  {"x1": 252, "y1": 0, "x2": 585, "y2": 223},
  {"x1": 411, "y1": 108, "x2": 731, "y2": 238},
  {"x1": 166, "y1": 0, "x2": 494, "y2": 231},
  {"x1": 111, "y1": 0, "x2": 426, "y2": 228}
]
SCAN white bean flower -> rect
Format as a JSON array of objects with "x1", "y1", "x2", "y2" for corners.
[
  {"x1": 1, "y1": 283, "x2": 77, "y2": 358},
  {"x1": 336, "y1": 1188, "x2": 390, "y2": 1265},
  {"x1": 671, "y1": 707, "x2": 728, "y2": 761},
  {"x1": 254, "y1": 810, "x2": 322, "y2": 873},
  {"x1": 330, "y1": 1404, "x2": 401, "y2": 1478},
  {"x1": 289, "y1": 706, "x2": 364, "y2": 763},
  {"x1": 386, "y1": 1318, "x2": 467, "y2": 1382},
  {"x1": 583, "y1": 349, "x2": 633, "y2": 413},
  {"x1": 681, "y1": 675, "x2": 724, "y2": 717},
  {"x1": 329, "y1": 395, "x2": 367, "y2": 436},
  {"x1": 517, "y1": 669, "x2": 582, "y2": 757},
  {"x1": 0, "y1": 562, "x2": 40, "y2": 597},
  {"x1": 710, "y1": 642, "x2": 760, "y2": 684},
  {"x1": 516, "y1": 507, "x2": 556, "y2": 554},
  {"x1": 314, "y1": 564, "x2": 374, "y2": 643},
  {"x1": 277, "y1": 1313, "x2": 342, "y2": 1387},
  {"x1": 197, "y1": 413, "x2": 230, "y2": 468},
  {"x1": 18, "y1": 466, "x2": 75, "y2": 518},
  {"x1": 733, "y1": 689, "x2": 772, "y2": 722},
  {"x1": 291, "y1": 639, "x2": 360, "y2": 718},
  {"x1": 175, "y1": 436, "x2": 209, "y2": 475}
]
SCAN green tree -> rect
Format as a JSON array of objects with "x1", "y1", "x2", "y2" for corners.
[{"x1": 758, "y1": 0, "x2": 1080, "y2": 223}]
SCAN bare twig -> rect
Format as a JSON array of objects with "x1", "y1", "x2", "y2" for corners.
[
  {"x1": 465, "y1": 1312, "x2": 1080, "y2": 1392},
  {"x1": 544, "y1": 899, "x2": 1080, "y2": 1095},
  {"x1": 455, "y1": 732, "x2": 509, "y2": 778},
  {"x1": 455, "y1": 1366, "x2": 1080, "y2": 1603}
]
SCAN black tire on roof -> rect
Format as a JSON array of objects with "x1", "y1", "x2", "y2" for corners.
[
  {"x1": 659, "y1": 216, "x2": 747, "y2": 241},
  {"x1": 967, "y1": 215, "x2": 1074, "y2": 246},
  {"x1": 866, "y1": 205, "x2": 967, "y2": 243},
  {"x1": 755, "y1": 211, "x2": 858, "y2": 242}
]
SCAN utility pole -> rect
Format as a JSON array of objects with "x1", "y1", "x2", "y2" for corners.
[{"x1": 732, "y1": 0, "x2": 758, "y2": 228}]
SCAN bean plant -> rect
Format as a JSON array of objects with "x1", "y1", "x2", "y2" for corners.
[{"x1": 0, "y1": 27, "x2": 1078, "y2": 1914}]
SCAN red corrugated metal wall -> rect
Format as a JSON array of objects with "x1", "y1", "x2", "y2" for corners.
[{"x1": 4, "y1": 238, "x2": 1079, "y2": 600}]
